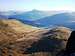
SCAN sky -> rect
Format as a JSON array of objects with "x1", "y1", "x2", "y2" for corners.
[{"x1": 0, "y1": 0, "x2": 75, "y2": 11}]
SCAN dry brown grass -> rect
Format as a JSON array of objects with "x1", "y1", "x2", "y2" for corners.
[{"x1": 0, "y1": 19, "x2": 71, "y2": 56}]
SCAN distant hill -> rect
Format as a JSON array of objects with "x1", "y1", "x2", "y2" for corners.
[
  {"x1": 8, "y1": 9, "x2": 61, "y2": 21},
  {"x1": 32, "y1": 12, "x2": 75, "y2": 29}
]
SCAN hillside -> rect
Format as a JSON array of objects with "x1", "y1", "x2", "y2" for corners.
[
  {"x1": 0, "y1": 20, "x2": 39, "y2": 42},
  {"x1": 0, "y1": 19, "x2": 39, "y2": 32},
  {"x1": 25, "y1": 12, "x2": 75, "y2": 29},
  {"x1": 0, "y1": 19, "x2": 71, "y2": 56}
]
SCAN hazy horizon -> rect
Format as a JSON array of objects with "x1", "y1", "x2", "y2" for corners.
[{"x1": 0, "y1": 0, "x2": 75, "y2": 11}]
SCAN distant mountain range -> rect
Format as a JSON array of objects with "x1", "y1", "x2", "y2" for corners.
[
  {"x1": 0, "y1": 10, "x2": 75, "y2": 29},
  {"x1": 33, "y1": 12, "x2": 75, "y2": 27},
  {"x1": 9, "y1": 9, "x2": 62, "y2": 21},
  {"x1": 15, "y1": 11, "x2": 75, "y2": 29}
]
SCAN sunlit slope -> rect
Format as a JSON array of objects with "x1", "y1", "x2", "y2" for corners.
[
  {"x1": 0, "y1": 19, "x2": 40, "y2": 32},
  {"x1": 0, "y1": 19, "x2": 44, "y2": 43}
]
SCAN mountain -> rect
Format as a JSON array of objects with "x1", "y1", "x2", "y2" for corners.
[
  {"x1": 32, "y1": 12, "x2": 75, "y2": 29},
  {"x1": 1, "y1": 10, "x2": 75, "y2": 30},
  {"x1": 7, "y1": 11, "x2": 75, "y2": 30},
  {"x1": 9, "y1": 9, "x2": 61, "y2": 21},
  {"x1": 0, "y1": 10, "x2": 66, "y2": 28}
]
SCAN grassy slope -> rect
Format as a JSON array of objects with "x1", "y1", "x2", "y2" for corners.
[
  {"x1": 0, "y1": 19, "x2": 71, "y2": 56},
  {"x1": 0, "y1": 19, "x2": 40, "y2": 32}
]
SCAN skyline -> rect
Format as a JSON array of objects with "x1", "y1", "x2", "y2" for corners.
[{"x1": 0, "y1": 0, "x2": 75, "y2": 11}]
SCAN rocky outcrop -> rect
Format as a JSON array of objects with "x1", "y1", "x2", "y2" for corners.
[{"x1": 0, "y1": 19, "x2": 71, "y2": 56}]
